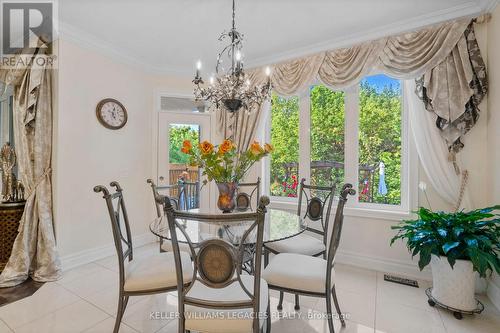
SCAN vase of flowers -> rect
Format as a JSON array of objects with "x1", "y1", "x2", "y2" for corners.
[{"x1": 181, "y1": 138, "x2": 272, "y2": 213}]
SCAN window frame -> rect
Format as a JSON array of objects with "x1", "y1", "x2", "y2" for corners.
[{"x1": 263, "y1": 77, "x2": 417, "y2": 219}]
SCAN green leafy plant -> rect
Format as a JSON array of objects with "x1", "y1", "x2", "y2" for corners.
[{"x1": 390, "y1": 206, "x2": 500, "y2": 277}]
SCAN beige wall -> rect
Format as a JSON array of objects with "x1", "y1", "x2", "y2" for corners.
[{"x1": 487, "y1": 5, "x2": 500, "y2": 307}]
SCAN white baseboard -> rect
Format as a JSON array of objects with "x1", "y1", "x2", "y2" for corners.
[
  {"x1": 335, "y1": 249, "x2": 432, "y2": 281},
  {"x1": 61, "y1": 233, "x2": 156, "y2": 271},
  {"x1": 487, "y1": 279, "x2": 500, "y2": 310}
]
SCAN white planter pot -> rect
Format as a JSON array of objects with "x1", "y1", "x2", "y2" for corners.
[{"x1": 430, "y1": 255, "x2": 477, "y2": 311}]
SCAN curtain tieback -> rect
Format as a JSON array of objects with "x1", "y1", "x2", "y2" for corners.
[
  {"x1": 454, "y1": 170, "x2": 469, "y2": 212},
  {"x1": 25, "y1": 167, "x2": 52, "y2": 199}
]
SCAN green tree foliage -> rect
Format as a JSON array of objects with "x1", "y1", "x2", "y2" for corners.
[
  {"x1": 269, "y1": 95, "x2": 299, "y2": 196},
  {"x1": 169, "y1": 125, "x2": 200, "y2": 164},
  {"x1": 270, "y1": 78, "x2": 402, "y2": 204}
]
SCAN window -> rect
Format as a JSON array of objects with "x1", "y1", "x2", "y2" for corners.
[
  {"x1": 310, "y1": 86, "x2": 345, "y2": 190},
  {"x1": 266, "y1": 74, "x2": 410, "y2": 212},
  {"x1": 269, "y1": 94, "x2": 299, "y2": 198},
  {"x1": 358, "y1": 75, "x2": 402, "y2": 205}
]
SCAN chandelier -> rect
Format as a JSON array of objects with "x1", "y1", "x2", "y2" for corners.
[{"x1": 193, "y1": 0, "x2": 272, "y2": 113}]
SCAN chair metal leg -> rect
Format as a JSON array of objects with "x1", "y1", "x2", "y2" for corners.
[
  {"x1": 294, "y1": 294, "x2": 300, "y2": 310},
  {"x1": 114, "y1": 295, "x2": 128, "y2": 333},
  {"x1": 266, "y1": 299, "x2": 271, "y2": 333},
  {"x1": 277, "y1": 291, "x2": 284, "y2": 311},
  {"x1": 264, "y1": 249, "x2": 269, "y2": 267},
  {"x1": 332, "y1": 285, "x2": 345, "y2": 327},
  {"x1": 325, "y1": 293, "x2": 335, "y2": 333}
]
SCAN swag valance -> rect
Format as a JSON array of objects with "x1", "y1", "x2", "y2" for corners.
[{"x1": 245, "y1": 17, "x2": 487, "y2": 156}]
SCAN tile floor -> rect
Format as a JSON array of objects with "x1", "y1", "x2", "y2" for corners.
[{"x1": 0, "y1": 243, "x2": 499, "y2": 333}]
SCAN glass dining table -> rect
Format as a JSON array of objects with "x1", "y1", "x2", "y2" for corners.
[{"x1": 149, "y1": 207, "x2": 307, "y2": 274}]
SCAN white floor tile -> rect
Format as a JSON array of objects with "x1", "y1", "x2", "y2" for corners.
[
  {"x1": 58, "y1": 268, "x2": 118, "y2": 298},
  {"x1": 14, "y1": 300, "x2": 109, "y2": 333},
  {"x1": 58, "y1": 263, "x2": 107, "y2": 286},
  {"x1": 121, "y1": 293, "x2": 177, "y2": 333},
  {"x1": 94, "y1": 255, "x2": 118, "y2": 272},
  {"x1": 83, "y1": 317, "x2": 138, "y2": 333},
  {"x1": 82, "y1": 287, "x2": 142, "y2": 315},
  {"x1": 376, "y1": 272, "x2": 434, "y2": 312},
  {"x1": 335, "y1": 264, "x2": 377, "y2": 296},
  {"x1": 375, "y1": 298, "x2": 446, "y2": 333},
  {"x1": 315, "y1": 288, "x2": 376, "y2": 328},
  {"x1": 0, "y1": 319, "x2": 12, "y2": 333},
  {"x1": 437, "y1": 295, "x2": 500, "y2": 333},
  {"x1": 0, "y1": 282, "x2": 80, "y2": 328}
]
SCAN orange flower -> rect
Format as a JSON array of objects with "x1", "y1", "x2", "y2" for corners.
[
  {"x1": 199, "y1": 140, "x2": 214, "y2": 155},
  {"x1": 181, "y1": 140, "x2": 192, "y2": 154},
  {"x1": 264, "y1": 143, "x2": 274, "y2": 153},
  {"x1": 249, "y1": 141, "x2": 264, "y2": 156},
  {"x1": 218, "y1": 139, "x2": 234, "y2": 155}
]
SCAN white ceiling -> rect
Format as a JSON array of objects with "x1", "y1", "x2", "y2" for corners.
[{"x1": 58, "y1": 0, "x2": 498, "y2": 75}]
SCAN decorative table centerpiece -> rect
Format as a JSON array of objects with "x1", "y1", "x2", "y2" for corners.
[
  {"x1": 181, "y1": 139, "x2": 272, "y2": 213},
  {"x1": 390, "y1": 206, "x2": 500, "y2": 319}
]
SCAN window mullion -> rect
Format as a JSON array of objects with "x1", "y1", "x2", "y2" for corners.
[
  {"x1": 298, "y1": 89, "x2": 311, "y2": 184},
  {"x1": 344, "y1": 85, "x2": 359, "y2": 204}
]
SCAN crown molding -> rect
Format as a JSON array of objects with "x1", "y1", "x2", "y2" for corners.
[
  {"x1": 59, "y1": 1, "x2": 493, "y2": 77},
  {"x1": 59, "y1": 22, "x2": 189, "y2": 76},
  {"x1": 247, "y1": 1, "x2": 486, "y2": 68}
]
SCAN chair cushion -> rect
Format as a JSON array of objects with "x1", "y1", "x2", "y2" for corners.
[
  {"x1": 262, "y1": 253, "x2": 334, "y2": 294},
  {"x1": 184, "y1": 275, "x2": 268, "y2": 333},
  {"x1": 124, "y1": 252, "x2": 192, "y2": 292},
  {"x1": 265, "y1": 233, "x2": 325, "y2": 256}
]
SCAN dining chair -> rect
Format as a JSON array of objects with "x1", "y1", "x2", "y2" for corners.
[
  {"x1": 147, "y1": 178, "x2": 194, "y2": 253},
  {"x1": 94, "y1": 181, "x2": 193, "y2": 333},
  {"x1": 263, "y1": 178, "x2": 336, "y2": 310},
  {"x1": 235, "y1": 177, "x2": 261, "y2": 212},
  {"x1": 164, "y1": 194, "x2": 272, "y2": 333},
  {"x1": 262, "y1": 184, "x2": 355, "y2": 333}
]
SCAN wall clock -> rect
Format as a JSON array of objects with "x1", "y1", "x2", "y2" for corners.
[{"x1": 95, "y1": 98, "x2": 128, "y2": 130}]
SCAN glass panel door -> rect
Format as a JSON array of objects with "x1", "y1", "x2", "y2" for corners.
[{"x1": 158, "y1": 112, "x2": 211, "y2": 210}]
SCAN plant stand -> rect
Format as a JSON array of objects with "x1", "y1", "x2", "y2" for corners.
[{"x1": 425, "y1": 288, "x2": 484, "y2": 319}]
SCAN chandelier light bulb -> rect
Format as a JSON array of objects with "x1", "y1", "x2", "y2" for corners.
[
  {"x1": 235, "y1": 51, "x2": 242, "y2": 61},
  {"x1": 265, "y1": 66, "x2": 271, "y2": 76},
  {"x1": 209, "y1": 76, "x2": 215, "y2": 85},
  {"x1": 196, "y1": 60, "x2": 202, "y2": 70}
]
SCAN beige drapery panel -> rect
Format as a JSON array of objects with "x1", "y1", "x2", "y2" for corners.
[{"x1": 0, "y1": 46, "x2": 61, "y2": 287}]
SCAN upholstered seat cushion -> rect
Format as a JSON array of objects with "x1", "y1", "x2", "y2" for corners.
[
  {"x1": 265, "y1": 233, "x2": 325, "y2": 256},
  {"x1": 123, "y1": 251, "x2": 192, "y2": 292},
  {"x1": 184, "y1": 275, "x2": 268, "y2": 333},
  {"x1": 262, "y1": 253, "x2": 334, "y2": 294}
]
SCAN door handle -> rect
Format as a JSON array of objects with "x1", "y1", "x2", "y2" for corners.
[{"x1": 159, "y1": 176, "x2": 165, "y2": 181}]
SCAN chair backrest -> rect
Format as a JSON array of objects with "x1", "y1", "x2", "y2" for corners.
[
  {"x1": 147, "y1": 179, "x2": 182, "y2": 217},
  {"x1": 235, "y1": 177, "x2": 261, "y2": 211},
  {"x1": 94, "y1": 181, "x2": 133, "y2": 287},
  {"x1": 297, "y1": 178, "x2": 337, "y2": 247},
  {"x1": 164, "y1": 195, "x2": 270, "y2": 332},
  {"x1": 178, "y1": 181, "x2": 200, "y2": 210},
  {"x1": 327, "y1": 183, "x2": 355, "y2": 268}
]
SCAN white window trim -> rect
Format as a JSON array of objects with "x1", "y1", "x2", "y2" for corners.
[{"x1": 264, "y1": 79, "x2": 418, "y2": 220}]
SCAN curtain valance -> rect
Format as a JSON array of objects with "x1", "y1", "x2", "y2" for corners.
[{"x1": 246, "y1": 17, "x2": 487, "y2": 156}]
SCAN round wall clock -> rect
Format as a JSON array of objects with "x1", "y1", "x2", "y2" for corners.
[{"x1": 96, "y1": 98, "x2": 128, "y2": 130}]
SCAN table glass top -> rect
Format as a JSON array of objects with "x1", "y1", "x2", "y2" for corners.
[{"x1": 149, "y1": 208, "x2": 307, "y2": 245}]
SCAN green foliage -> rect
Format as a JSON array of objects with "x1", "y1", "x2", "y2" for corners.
[
  {"x1": 269, "y1": 78, "x2": 402, "y2": 203},
  {"x1": 269, "y1": 95, "x2": 299, "y2": 196},
  {"x1": 390, "y1": 206, "x2": 500, "y2": 277},
  {"x1": 169, "y1": 125, "x2": 199, "y2": 164},
  {"x1": 359, "y1": 81, "x2": 402, "y2": 205}
]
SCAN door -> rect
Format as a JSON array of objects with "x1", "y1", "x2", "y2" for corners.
[{"x1": 157, "y1": 111, "x2": 212, "y2": 210}]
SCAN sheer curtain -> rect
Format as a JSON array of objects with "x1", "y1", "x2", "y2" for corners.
[{"x1": 406, "y1": 80, "x2": 471, "y2": 209}]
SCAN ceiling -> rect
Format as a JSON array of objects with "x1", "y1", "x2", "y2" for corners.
[{"x1": 58, "y1": 0, "x2": 498, "y2": 76}]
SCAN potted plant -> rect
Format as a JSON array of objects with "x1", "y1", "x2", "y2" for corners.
[
  {"x1": 390, "y1": 206, "x2": 500, "y2": 318},
  {"x1": 181, "y1": 138, "x2": 272, "y2": 213}
]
